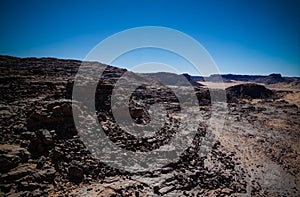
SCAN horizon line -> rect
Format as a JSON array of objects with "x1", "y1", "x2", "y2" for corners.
[{"x1": 1, "y1": 54, "x2": 299, "y2": 78}]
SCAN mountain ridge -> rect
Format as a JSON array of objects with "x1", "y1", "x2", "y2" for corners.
[{"x1": 1, "y1": 55, "x2": 299, "y2": 85}]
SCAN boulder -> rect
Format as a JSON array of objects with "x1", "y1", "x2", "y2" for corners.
[
  {"x1": 37, "y1": 129, "x2": 53, "y2": 146},
  {"x1": 28, "y1": 129, "x2": 54, "y2": 156},
  {"x1": 68, "y1": 166, "x2": 84, "y2": 179}
]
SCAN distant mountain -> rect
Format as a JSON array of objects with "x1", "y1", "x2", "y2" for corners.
[
  {"x1": 1, "y1": 55, "x2": 298, "y2": 86},
  {"x1": 210, "y1": 74, "x2": 264, "y2": 82},
  {"x1": 142, "y1": 72, "x2": 203, "y2": 86},
  {"x1": 255, "y1": 73, "x2": 285, "y2": 84},
  {"x1": 191, "y1": 73, "x2": 300, "y2": 85}
]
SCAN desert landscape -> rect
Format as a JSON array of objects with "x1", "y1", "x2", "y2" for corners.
[{"x1": 0, "y1": 55, "x2": 299, "y2": 196}]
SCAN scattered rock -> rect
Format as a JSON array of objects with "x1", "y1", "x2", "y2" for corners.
[
  {"x1": 0, "y1": 164, "x2": 36, "y2": 183},
  {"x1": 1, "y1": 55, "x2": 299, "y2": 196},
  {"x1": 27, "y1": 100, "x2": 77, "y2": 139},
  {"x1": 32, "y1": 167, "x2": 56, "y2": 183},
  {"x1": 98, "y1": 187, "x2": 118, "y2": 197},
  {"x1": 0, "y1": 144, "x2": 29, "y2": 173}
]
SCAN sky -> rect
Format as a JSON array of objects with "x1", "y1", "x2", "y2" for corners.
[{"x1": 0, "y1": 0, "x2": 299, "y2": 76}]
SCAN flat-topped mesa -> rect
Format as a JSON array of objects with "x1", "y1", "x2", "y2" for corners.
[{"x1": 256, "y1": 73, "x2": 285, "y2": 84}]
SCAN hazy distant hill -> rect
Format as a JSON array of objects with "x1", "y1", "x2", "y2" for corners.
[
  {"x1": 144, "y1": 72, "x2": 300, "y2": 87},
  {"x1": 142, "y1": 72, "x2": 203, "y2": 86},
  {"x1": 1, "y1": 55, "x2": 298, "y2": 86},
  {"x1": 191, "y1": 73, "x2": 300, "y2": 85}
]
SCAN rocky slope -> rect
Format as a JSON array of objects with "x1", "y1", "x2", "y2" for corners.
[{"x1": 0, "y1": 55, "x2": 299, "y2": 196}]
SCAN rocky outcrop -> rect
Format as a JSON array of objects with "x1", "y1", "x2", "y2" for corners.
[
  {"x1": 226, "y1": 83, "x2": 274, "y2": 101},
  {"x1": 27, "y1": 99, "x2": 77, "y2": 139}
]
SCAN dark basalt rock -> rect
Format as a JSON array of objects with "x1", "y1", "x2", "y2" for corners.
[
  {"x1": 0, "y1": 144, "x2": 30, "y2": 173},
  {"x1": 68, "y1": 166, "x2": 84, "y2": 181},
  {"x1": 0, "y1": 55, "x2": 299, "y2": 196},
  {"x1": 226, "y1": 83, "x2": 274, "y2": 101},
  {"x1": 27, "y1": 100, "x2": 77, "y2": 139}
]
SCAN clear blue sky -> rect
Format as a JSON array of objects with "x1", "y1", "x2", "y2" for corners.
[{"x1": 0, "y1": 0, "x2": 299, "y2": 76}]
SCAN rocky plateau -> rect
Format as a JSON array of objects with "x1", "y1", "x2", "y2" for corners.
[{"x1": 0, "y1": 55, "x2": 299, "y2": 196}]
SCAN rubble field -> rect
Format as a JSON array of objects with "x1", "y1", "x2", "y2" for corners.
[{"x1": 0, "y1": 56, "x2": 299, "y2": 196}]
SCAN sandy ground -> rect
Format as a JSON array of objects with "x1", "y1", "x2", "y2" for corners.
[
  {"x1": 198, "y1": 81, "x2": 246, "y2": 89},
  {"x1": 283, "y1": 91, "x2": 300, "y2": 108},
  {"x1": 198, "y1": 81, "x2": 300, "y2": 91},
  {"x1": 199, "y1": 81, "x2": 300, "y2": 107}
]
